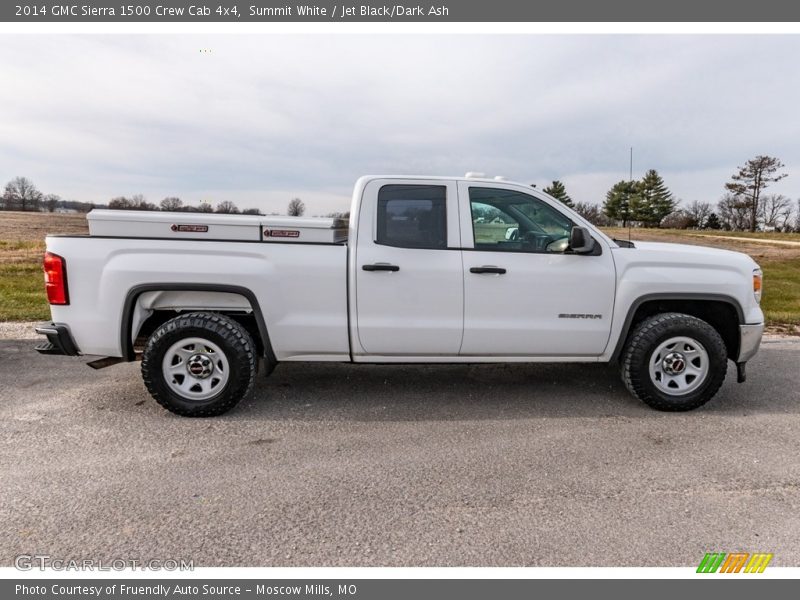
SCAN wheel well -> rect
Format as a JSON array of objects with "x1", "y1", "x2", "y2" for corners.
[
  {"x1": 121, "y1": 284, "x2": 275, "y2": 364},
  {"x1": 135, "y1": 310, "x2": 264, "y2": 357},
  {"x1": 624, "y1": 299, "x2": 741, "y2": 360}
]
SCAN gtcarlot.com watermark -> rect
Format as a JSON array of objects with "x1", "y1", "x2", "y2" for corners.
[{"x1": 15, "y1": 554, "x2": 194, "y2": 571}]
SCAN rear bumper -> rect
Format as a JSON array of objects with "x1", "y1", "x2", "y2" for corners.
[
  {"x1": 737, "y1": 323, "x2": 764, "y2": 363},
  {"x1": 34, "y1": 322, "x2": 80, "y2": 356}
]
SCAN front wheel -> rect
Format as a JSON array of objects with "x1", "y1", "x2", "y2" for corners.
[
  {"x1": 620, "y1": 312, "x2": 728, "y2": 411},
  {"x1": 141, "y1": 312, "x2": 257, "y2": 417}
]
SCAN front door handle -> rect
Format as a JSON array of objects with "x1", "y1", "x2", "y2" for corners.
[
  {"x1": 470, "y1": 266, "x2": 507, "y2": 274},
  {"x1": 363, "y1": 263, "x2": 400, "y2": 272}
]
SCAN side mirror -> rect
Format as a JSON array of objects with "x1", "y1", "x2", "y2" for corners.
[{"x1": 569, "y1": 226, "x2": 595, "y2": 254}]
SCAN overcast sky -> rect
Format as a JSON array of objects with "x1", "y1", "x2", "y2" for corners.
[{"x1": 1, "y1": 34, "x2": 798, "y2": 214}]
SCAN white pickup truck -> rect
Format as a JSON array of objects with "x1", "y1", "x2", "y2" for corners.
[{"x1": 36, "y1": 174, "x2": 764, "y2": 416}]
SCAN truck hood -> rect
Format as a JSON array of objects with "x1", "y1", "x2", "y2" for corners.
[{"x1": 620, "y1": 241, "x2": 760, "y2": 269}]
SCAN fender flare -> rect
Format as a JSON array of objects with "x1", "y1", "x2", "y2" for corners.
[
  {"x1": 120, "y1": 283, "x2": 276, "y2": 366},
  {"x1": 609, "y1": 292, "x2": 745, "y2": 362}
]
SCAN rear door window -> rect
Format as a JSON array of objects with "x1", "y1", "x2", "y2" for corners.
[{"x1": 376, "y1": 185, "x2": 447, "y2": 249}]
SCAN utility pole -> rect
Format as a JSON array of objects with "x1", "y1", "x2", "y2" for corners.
[
  {"x1": 628, "y1": 147, "x2": 634, "y2": 241},
  {"x1": 629, "y1": 147, "x2": 634, "y2": 181}
]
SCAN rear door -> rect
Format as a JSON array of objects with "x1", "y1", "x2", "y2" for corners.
[
  {"x1": 354, "y1": 179, "x2": 463, "y2": 356},
  {"x1": 458, "y1": 181, "x2": 615, "y2": 357}
]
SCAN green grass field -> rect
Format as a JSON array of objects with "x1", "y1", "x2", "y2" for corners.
[
  {"x1": 1, "y1": 213, "x2": 798, "y2": 331},
  {"x1": 0, "y1": 239, "x2": 51, "y2": 321},
  {"x1": 759, "y1": 259, "x2": 800, "y2": 325},
  {"x1": 0, "y1": 212, "x2": 88, "y2": 322},
  {"x1": 0, "y1": 260, "x2": 50, "y2": 321}
]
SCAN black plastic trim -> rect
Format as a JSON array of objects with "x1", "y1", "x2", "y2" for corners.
[
  {"x1": 120, "y1": 283, "x2": 277, "y2": 365},
  {"x1": 461, "y1": 239, "x2": 603, "y2": 256},
  {"x1": 736, "y1": 362, "x2": 747, "y2": 383},
  {"x1": 610, "y1": 293, "x2": 746, "y2": 362},
  {"x1": 34, "y1": 322, "x2": 80, "y2": 356}
]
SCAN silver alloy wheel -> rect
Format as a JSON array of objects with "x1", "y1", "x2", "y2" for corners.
[
  {"x1": 162, "y1": 337, "x2": 230, "y2": 401},
  {"x1": 648, "y1": 336, "x2": 709, "y2": 396}
]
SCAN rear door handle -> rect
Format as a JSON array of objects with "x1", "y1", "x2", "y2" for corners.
[
  {"x1": 363, "y1": 263, "x2": 400, "y2": 272},
  {"x1": 470, "y1": 266, "x2": 506, "y2": 274}
]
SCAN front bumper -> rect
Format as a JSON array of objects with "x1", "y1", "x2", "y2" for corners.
[
  {"x1": 737, "y1": 323, "x2": 764, "y2": 363},
  {"x1": 34, "y1": 322, "x2": 80, "y2": 356}
]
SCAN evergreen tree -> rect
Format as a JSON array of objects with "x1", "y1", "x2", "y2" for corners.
[
  {"x1": 542, "y1": 180, "x2": 574, "y2": 208},
  {"x1": 603, "y1": 180, "x2": 638, "y2": 227},
  {"x1": 635, "y1": 169, "x2": 676, "y2": 227},
  {"x1": 705, "y1": 212, "x2": 721, "y2": 230}
]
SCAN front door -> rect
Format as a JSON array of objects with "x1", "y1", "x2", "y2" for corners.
[{"x1": 459, "y1": 182, "x2": 615, "y2": 357}]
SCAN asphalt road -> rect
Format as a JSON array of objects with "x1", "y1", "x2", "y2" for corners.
[{"x1": 1, "y1": 335, "x2": 799, "y2": 567}]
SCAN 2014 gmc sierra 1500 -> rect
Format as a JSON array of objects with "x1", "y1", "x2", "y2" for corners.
[{"x1": 35, "y1": 174, "x2": 764, "y2": 416}]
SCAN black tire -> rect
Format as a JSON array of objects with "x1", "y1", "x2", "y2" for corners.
[
  {"x1": 620, "y1": 312, "x2": 727, "y2": 412},
  {"x1": 141, "y1": 312, "x2": 257, "y2": 417}
]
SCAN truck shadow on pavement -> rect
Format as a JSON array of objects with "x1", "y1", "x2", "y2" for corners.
[
  {"x1": 234, "y1": 357, "x2": 793, "y2": 421},
  {"x1": 3, "y1": 340, "x2": 796, "y2": 421}
]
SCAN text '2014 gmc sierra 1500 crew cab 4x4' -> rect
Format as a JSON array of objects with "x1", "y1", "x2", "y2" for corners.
[{"x1": 35, "y1": 174, "x2": 764, "y2": 417}]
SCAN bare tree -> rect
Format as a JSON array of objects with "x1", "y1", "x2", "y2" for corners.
[
  {"x1": 3, "y1": 176, "x2": 43, "y2": 211},
  {"x1": 760, "y1": 194, "x2": 793, "y2": 231},
  {"x1": 197, "y1": 201, "x2": 214, "y2": 213},
  {"x1": 215, "y1": 200, "x2": 240, "y2": 214},
  {"x1": 685, "y1": 200, "x2": 712, "y2": 228},
  {"x1": 717, "y1": 193, "x2": 750, "y2": 231},
  {"x1": 796, "y1": 198, "x2": 800, "y2": 232},
  {"x1": 43, "y1": 193, "x2": 61, "y2": 213},
  {"x1": 131, "y1": 194, "x2": 157, "y2": 210},
  {"x1": 107, "y1": 196, "x2": 131, "y2": 209},
  {"x1": 160, "y1": 197, "x2": 183, "y2": 212},
  {"x1": 725, "y1": 155, "x2": 788, "y2": 232},
  {"x1": 108, "y1": 194, "x2": 157, "y2": 210},
  {"x1": 242, "y1": 208, "x2": 262, "y2": 215},
  {"x1": 287, "y1": 198, "x2": 305, "y2": 217},
  {"x1": 573, "y1": 202, "x2": 612, "y2": 226},
  {"x1": 660, "y1": 209, "x2": 694, "y2": 229}
]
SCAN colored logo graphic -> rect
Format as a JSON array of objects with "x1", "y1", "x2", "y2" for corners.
[{"x1": 697, "y1": 552, "x2": 773, "y2": 573}]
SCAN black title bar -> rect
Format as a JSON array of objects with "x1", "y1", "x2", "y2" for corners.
[{"x1": 5, "y1": 0, "x2": 800, "y2": 22}]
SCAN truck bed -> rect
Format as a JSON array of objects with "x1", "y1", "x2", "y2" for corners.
[{"x1": 45, "y1": 233, "x2": 350, "y2": 361}]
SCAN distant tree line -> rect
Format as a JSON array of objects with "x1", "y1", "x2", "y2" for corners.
[
  {"x1": 107, "y1": 195, "x2": 263, "y2": 215},
  {"x1": 542, "y1": 154, "x2": 799, "y2": 232},
  {"x1": 0, "y1": 177, "x2": 266, "y2": 215},
  {"x1": 6, "y1": 155, "x2": 798, "y2": 231},
  {"x1": 0, "y1": 176, "x2": 97, "y2": 213}
]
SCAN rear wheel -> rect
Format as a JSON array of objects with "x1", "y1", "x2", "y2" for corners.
[
  {"x1": 621, "y1": 312, "x2": 727, "y2": 411},
  {"x1": 141, "y1": 312, "x2": 257, "y2": 417}
]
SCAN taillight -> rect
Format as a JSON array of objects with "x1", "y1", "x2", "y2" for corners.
[{"x1": 43, "y1": 251, "x2": 69, "y2": 305}]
